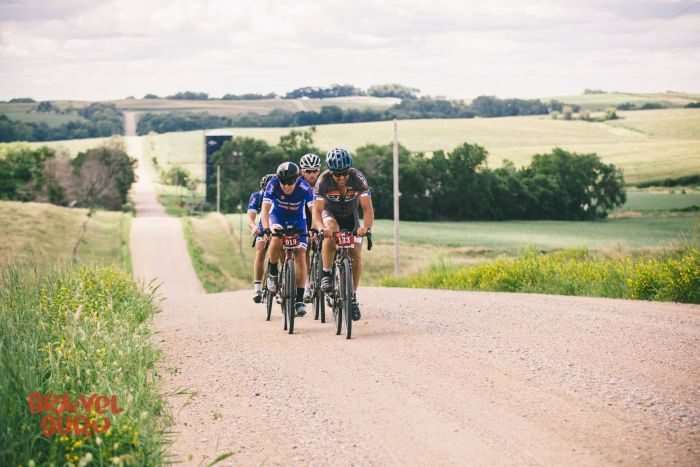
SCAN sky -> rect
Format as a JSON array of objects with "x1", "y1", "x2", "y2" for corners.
[{"x1": 1, "y1": 0, "x2": 699, "y2": 101}]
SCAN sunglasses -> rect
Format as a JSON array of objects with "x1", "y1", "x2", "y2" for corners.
[
  {"x1": 331, "y1": 171, "x2": 349, "y2": 178},
  {"x1": 303, "y1": 169, "x2": 320, "y2": 174},
  {"x1": 280, "y1": 178, "x2": 297, "y2": 186}
]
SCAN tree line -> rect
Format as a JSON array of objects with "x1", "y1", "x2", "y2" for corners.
[
  {"x1": 210, "y1": 130, "x2": 626, "y2": 221},
  {"x1": 0, "y1": 142, "x2": 136, "y2": 210},
  {"x1": 0, "y1": 103, "x2": 124, "y2": 143},
  {"x1": 136, "y1": 96, "x2": 567, "y2": 135}
]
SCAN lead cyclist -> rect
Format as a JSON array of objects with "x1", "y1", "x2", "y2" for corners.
[{"x1": 311, "y1": 147, "x2": 374, "y2": 321}]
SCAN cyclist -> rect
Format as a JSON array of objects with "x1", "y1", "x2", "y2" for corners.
[
  {"x1": 260, "y1": 161, "x2": 314, "y2": 317},
  {"x1": 248, "y1": 173, "x2": 274, "y2": 303},
  {"x1": 299, "y1": 153, "x2": 321, "y2": 303},
  {"x1": 312, "y1": 147, "x2": 374, "y2": 321}
]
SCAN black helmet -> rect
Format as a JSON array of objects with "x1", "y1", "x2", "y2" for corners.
[
  {"x1": 276, "y1": 161, "x2": 300, "y2": 185},
  {"x1": 259, "y1": 173, "x2": 274, "y2": 190}
]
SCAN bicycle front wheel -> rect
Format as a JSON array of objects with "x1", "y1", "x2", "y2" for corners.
[
  {"x1": 285, "y1": 258, "x2": 296, "y2": 334},
  {"x1": 340, "y1": 256, "x2": 353, "y2": 339}
]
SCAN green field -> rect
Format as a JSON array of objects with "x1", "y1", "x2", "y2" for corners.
[
  {"x1": 620, "y1": 190, "x2": 700, "y2": 211},
  {"x1": 143, "y1": 108, "x2": 700, "y2": 184},
  {"x1": 371, "y1": 215, "x2": 700, "y2": 251}
]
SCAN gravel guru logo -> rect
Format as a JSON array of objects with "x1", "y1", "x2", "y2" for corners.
[{"x1": 27, "y1": 392, "x2": 123, "y2": 436}]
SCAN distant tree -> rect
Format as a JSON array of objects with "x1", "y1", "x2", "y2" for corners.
[
  {"x1": 0, "y1": 146, "x2": 55, "y2": 200},
  {"x1": 143, "y1": 94, "x2": 160, "y2": 99},
  {"x1": 277, "y1": 128, "x2": 320, "y2": 160},
  {"x1": 686, "y1": 102, "x2": 700, "y2": 108},
  {"x1": 519, "y1": 148, "x2": 626, "y2": 219},
  {"x1": 9, "y1": 97, "x2": 36, "y2": 103},
  {"x1": 367, "y1": 84, "x2": 420, "y2": 99},
  {"x1": 70, "y1": 146, "x2": 137, "y2": 209},
  {"x1": 583, "y1": 89, "x2": 606, "y2": 94},
  {"x1": 616, "y1": 102, "x2": 636, "y2": 111},
  {"x1": 36, "y1": 101, "x2": 58, "y2": 112},
  {"x1": 284, "y1": 84, "x2": 364, "y2": 99},
  {"x1": 469, "y1": 96, "x2": 550, "y2": 117},
  {"x1": 221, "y1": 92, "x2": 277, "y2": 100},
  {"x1": 166, "y1": 91, "x2": 209, "y2": 100}
]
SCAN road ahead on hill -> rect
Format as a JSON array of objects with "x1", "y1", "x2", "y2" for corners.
[{"x1": 125, "y1": 122, "x2": 700, "y2": 467}]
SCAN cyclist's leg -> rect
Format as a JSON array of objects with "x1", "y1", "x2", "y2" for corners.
[
  {"x1": 266, "y1": 214, "x2": 284, "y2": 292},
  {"x1": 252, "y1": 235, "x2": 266, "y2": 301},
  {"x1": 254, "y1": 236, "x2": 265, "y2": 280},
  {"x1": 321, "y1": 210, "x2": 339, "y2": 270}
]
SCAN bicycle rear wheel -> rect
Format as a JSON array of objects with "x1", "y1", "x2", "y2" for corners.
[
  {"x1": 340, "y1": 256, "x2": 353, "y2": 339},
  {"x1": 311, "y1": 248, "x2": 325, "y2": 322},
  {"x1": 285, "y1": 258, "x2": 296, "y2": 334}
]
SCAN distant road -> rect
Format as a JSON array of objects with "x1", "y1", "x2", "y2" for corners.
[{"x1": 123, "y1": 111, "x2": 137, "y2": 137}]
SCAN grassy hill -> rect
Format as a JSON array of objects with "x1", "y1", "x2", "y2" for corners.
[
  {"x1": 545, "y1": 91, "x2": 700, "y2": 111},
  {"x1": 0, "y1": 201, "x2": 131, "y2": 270}
]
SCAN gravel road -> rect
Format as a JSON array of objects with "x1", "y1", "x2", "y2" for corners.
[{"x1": 126, "y1": 131, "x2": 700, "y2": 467}]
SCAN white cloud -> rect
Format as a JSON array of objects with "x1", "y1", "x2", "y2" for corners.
[{"x1": 0, "y1": 0, "x2": 698, "y2": 100}]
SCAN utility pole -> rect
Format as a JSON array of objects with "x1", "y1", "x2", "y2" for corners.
[
  {"x1": 216, "y1": 164, "x2": 221, "y2": 213},
  {"x1": 393, "y1": 119, "x2": 400, "y2": 276}
]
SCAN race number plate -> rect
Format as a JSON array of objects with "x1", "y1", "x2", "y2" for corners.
[
  {"x1": 335, "y1": 231, "x2": 355, "y2": 248},
  {"x1": 283, "y1": 235, "x2": 299, "y2": 247}
]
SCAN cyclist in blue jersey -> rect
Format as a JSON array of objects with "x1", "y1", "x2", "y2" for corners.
[
  {"x1": 260, "y1": 162, "x2": 314, "y2": 317},
  {"x1": 248, "y1": 173, "x2": 274, "y2": 303}
]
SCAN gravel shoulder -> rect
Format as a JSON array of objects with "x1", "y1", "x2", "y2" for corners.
[{"x1": 127, "y1": 130, "x2": 700, "y2": 466}]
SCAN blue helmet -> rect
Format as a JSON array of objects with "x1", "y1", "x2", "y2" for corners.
[{"x1": 326, "y1": 147, "x2": 352, "y2": 172}]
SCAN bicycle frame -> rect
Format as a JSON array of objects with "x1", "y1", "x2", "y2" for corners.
[{"x1": 271, "y1": 226, "x2": 302, "y2": 334}]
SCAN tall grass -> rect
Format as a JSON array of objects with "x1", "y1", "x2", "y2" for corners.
[
  {"x1": 0, "y1": 265, "x2": 168, "y2": 466},
  {"x1": 383, "y1": 247, "x2": 700, "y2": 304}
]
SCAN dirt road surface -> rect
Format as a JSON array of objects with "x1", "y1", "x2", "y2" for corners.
[{"x1": 126, "y1": 131, "x2": 700, "y2": 466}]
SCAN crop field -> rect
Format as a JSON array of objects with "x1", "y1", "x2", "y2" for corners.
[
  {"x1": 0, "y1": 102, "x2": 87, "y2": 126},
  {"x1": 144, "y1": 108, "x2": 700, "y2": 184},
  {"x1": 545, "y1": 91, "x2": 700, "y2": 111}
]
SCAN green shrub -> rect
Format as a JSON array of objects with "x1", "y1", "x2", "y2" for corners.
[
  {"x1": 384, "y1": 247, "x2": 700, "y2": 304},
  {"x1": 0, "y1": 265, "x2": 166, "y2": 466}
]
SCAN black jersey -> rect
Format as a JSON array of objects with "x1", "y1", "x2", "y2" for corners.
[{"x1": 315, "y1": 168, "x2": 370, "y2": 219}]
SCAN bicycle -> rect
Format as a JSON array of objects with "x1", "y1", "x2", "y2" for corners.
[
  {"x1": 326, "y1": 229, "x2": 372, "y2": 339},
  {"x1": 268, "y1": 226, "x2": 303, "y2": 334},
  {"x1": 253, "y1": 234, "x2": 274, "y2": 321},
  {"x1": 309, "y1": 229, "x2": 325, "y2": 323}
]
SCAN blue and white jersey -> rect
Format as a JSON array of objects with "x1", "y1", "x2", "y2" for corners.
[
  {"x1": 247, "y1": 191, "x2": 264, "y2": 214},
  {"x1": 263, "y1": 176, "x2": 314, "y2": 221}
]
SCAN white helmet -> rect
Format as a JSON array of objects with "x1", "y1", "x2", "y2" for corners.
[{"x1": 299, "y1": 153, "x2": 321, "y2": 170}]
